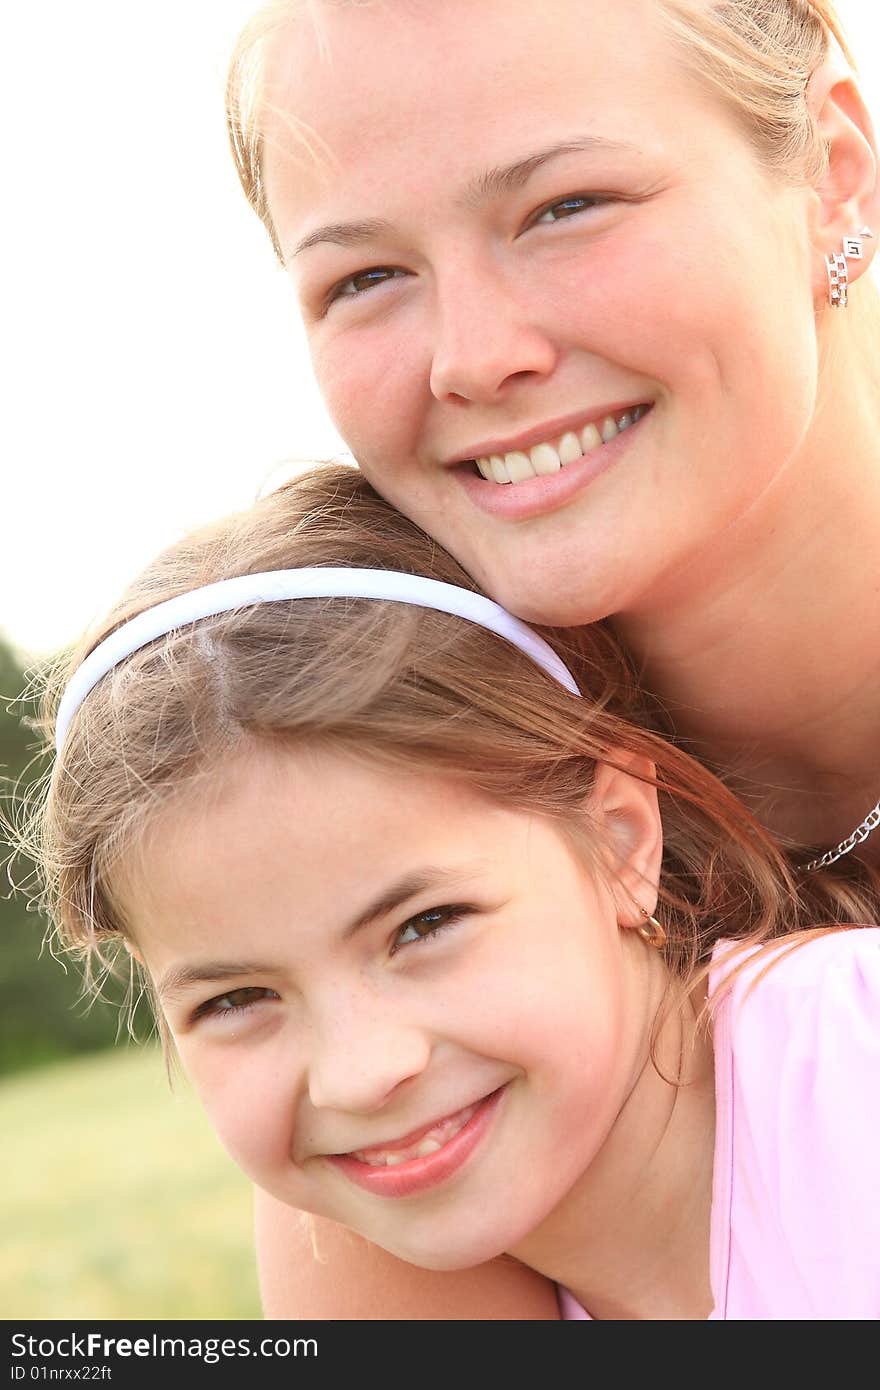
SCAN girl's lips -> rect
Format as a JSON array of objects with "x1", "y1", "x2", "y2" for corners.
[
  {"x1": 453, "y1": 403, "x2": 651, "y2": 523},
  {"x1": 325, "y1": 1086, "x2": 507, "y2": 1199}
]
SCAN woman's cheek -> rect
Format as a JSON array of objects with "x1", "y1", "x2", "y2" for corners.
[{"x1": 313, "y1": 327, "x2": 425, "y2": 464}]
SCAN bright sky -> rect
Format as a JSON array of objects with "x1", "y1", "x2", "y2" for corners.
[{"x1": 3, "y1": 1, "x2": 879, "y2": 659}]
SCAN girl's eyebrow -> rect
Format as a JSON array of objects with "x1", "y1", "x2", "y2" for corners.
[
  {"x1": 157, "y1": 960, "x2": 273, "y2": 1004},
  {"x1": 156, "y1": 865, "x2": 489, "y2": 1001},
  {"x1": 339, "y1": 866, "x2": 480, "y2": 942},
  {"x1": 287, "y1": 135, "x2": 638, "y2": 261}
]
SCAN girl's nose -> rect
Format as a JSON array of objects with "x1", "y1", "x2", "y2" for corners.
[
  {"x1": 429, "y1": 266, "x2": 559, "y2": 404},
  {"x1": 306, "y1": 1000, "x2": 431, "y2": 1115}
]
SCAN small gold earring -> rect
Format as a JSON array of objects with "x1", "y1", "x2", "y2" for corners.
[{"x1": 635, "y1": 904, "x2": 667, "y2": 949}]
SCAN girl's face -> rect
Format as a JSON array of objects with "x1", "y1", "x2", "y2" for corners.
[
  {"x1": 263, "y1": 0, "x2": 821, "y2": 626},
  {"x1": 128, "y1": 744, "x2": 665, "y2": 1270}
]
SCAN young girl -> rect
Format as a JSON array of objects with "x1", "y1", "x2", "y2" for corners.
[
  {"x1": 223, "y1": 0, "x2": 880, "y2": 1312},
  {"x1": 34, "y1": 466, "x2": 880, "y2": 1320}
]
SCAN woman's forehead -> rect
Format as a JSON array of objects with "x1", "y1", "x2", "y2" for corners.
[
  {"x1": 263, "y1": 0, "x2": 679, "y2": 134},
  {"x1": 260, "y1": 0, "x2": 702, "y2": 237}
]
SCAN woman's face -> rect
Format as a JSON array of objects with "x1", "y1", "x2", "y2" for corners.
[
  {"x1": 263, "y1": 0, "x2": 821, "y2": 626},
  {"x1": 130, "y1": 745, "x2": 663, "y2": 1271}
]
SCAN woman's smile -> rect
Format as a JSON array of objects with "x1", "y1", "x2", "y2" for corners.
[
  {"x1": 463, "y1": 403, "x2": 652, "y2": 485},
  {"x1": 453, "y1": 404, "x2": 654, "y2": 522}
]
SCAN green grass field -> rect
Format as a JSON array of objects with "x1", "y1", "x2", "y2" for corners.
[{"x1": 1, "y1": 1045, "x2": 263, "y2": 1319}]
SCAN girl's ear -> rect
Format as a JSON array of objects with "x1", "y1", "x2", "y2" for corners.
[
  {"x1": 586, "y1": 752, "x2": 663, "y2": 928},
  {"x1": 806, "y1": 59, "x2": 879, "y2": 293},
  {"x1": 124, "y1": 939, "x2": 144, "y2": 966}
]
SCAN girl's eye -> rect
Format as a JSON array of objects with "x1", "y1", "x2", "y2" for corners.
[
  {"x1": 327, "y1": 266, "x2": 405, "y2": 304},
  {"x1": 192, "y1": 986, "x2": 279, "y2": 1023},
  {"x1": 391, "y1": 905, "x2": 469, "y2": 954},
  {"x1": 532, "y1": 195, "x2": 607, "y2": 225}
]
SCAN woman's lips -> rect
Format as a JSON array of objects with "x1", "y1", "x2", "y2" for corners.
[
  {"x1": 453, "y1": 403, "x2": 652, "y2": 523},
  {"x1": 325, "y1": 1087, "x2": 507, "y2": 1199}
]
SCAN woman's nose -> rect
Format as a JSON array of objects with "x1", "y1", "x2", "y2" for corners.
[
  {"x1": 306, "y1": 998, "x2": 431, "y2": 1115},
  {"x1": 429, "y1": 266, "x2": 559, "y2": 404}
]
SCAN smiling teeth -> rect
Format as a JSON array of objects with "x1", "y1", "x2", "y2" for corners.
[
  {"x1": 474, "y1": 405, "x2": 648, "y2": 484},
  {"x1": 351, "y1": 1103, "x2": 478, "y2": 1167}
]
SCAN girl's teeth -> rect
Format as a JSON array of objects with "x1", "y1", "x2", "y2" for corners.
[
  {"x1": 415, "y1": 1137, "x2": 443, "y2": 1158},
  {"x1": 474, "y1": 407, "x2": 648, "y2": 484},
  {"x1": 352, "y1": 1104, "x2": 477, "y2": 1166}
]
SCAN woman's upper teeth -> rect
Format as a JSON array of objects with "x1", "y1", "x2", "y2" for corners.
[{"x1": 475, "y1": 406, "x2": 647, "y2": 484}]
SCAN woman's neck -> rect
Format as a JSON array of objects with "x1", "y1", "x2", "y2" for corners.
[{"x1": 614, "y1": 368, "x2": 880, "y2": 853}]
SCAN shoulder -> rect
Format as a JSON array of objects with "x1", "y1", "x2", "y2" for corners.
[
  {"x1": 708, "y1": 928, "x2": 880, "y2": 1319},
  {"x1": 253, "y1": 1191, "x2": 561, "y2": 1320},
  {"x1": 710, "y1": 925, "x2": 880, "y2": 1037},
  {"x1": 710, "y1": 926, "x2": 880, "y2": 1138}
]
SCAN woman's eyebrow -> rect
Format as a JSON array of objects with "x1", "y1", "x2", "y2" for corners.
[
  {"x1": 288, "y1": 136, "x2": 638, "y2": 260},
  {"x1": 291, "y1": 217, "x2": 392, "y2": 259},
  {"x1": 467, "y1": 135, "x2": 639, "y2": 204}
]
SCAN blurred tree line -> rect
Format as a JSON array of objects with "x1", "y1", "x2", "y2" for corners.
[{"x1": 1, "y1": 633, "x2": 127, "y2": 1075}]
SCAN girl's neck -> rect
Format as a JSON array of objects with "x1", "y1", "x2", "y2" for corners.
[
  {"x1": 511, "y1": 983, "x2": 717, "y2": 1320},
  {"x1": 613, "y1": 370, "x2": 880, "y2": 853}
]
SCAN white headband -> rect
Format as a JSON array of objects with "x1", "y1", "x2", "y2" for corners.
[{"x1": 55, "y1": 567, "x2": 580, "y2": 753}]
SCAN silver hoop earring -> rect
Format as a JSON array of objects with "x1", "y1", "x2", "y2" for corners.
[
  {"x1": 635, "y1": 905, "x2": 667, "y2": 950},
  {"x1": 827, "y1": 227, "x2": 874, "y2": 308}
]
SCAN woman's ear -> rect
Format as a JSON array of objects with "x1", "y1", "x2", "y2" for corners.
[
  {"x1": 586, "y1": 752, "x2": 663, "y2": 928},
  {"x1": 806, "y1": 59, "x2": 879, "y2": 292}
]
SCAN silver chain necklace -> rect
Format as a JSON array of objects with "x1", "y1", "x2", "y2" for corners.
[{"x1": 804, "y1": 799, "x2": 880, "y2": 872}]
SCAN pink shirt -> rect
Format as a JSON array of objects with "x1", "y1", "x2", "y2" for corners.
[{"x1": 559, "y1": 928, "x2": 880, "y2": 1320}]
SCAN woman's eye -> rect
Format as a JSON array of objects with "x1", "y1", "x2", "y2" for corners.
[
  {"x1": 532, "y1": 195, "x2": 606, "y2": 225},
  {"x1": 328, "y1": 266, "x2": 404, "y2": 304},
  {"x1": 193, "y1": 986, "x2": 278, "y2": 1023},
  {"x1": 391, "y1": 905, "x2": 468, "y2": 954}
]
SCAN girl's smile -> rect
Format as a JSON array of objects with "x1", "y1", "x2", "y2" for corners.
[{"x1": 327, "y1": 1086, "x2": 508, "y2": 1199}]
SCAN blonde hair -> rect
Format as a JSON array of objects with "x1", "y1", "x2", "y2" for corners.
[
  {"x1": 25, "y1": 465, "x2": 880, "y2": 1036},
  {"x1": 228, "y1": 1, "x2": 853, "y2": 247},
  {"x1": 225, "y1": 0, "x2": 880, "y2": 448}
]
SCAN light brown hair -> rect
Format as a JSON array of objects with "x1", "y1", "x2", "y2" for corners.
[{"x1": 26, "y1": 465, "x2": 879, "y2": 1029}]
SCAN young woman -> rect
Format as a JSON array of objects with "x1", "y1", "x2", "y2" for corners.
[
  {"x1": 222, "y1": 0, "x2": 880, "y2": 1314},
  {"x1": 34, "y1": 467, "x2": 880, "y2": 1320}
]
